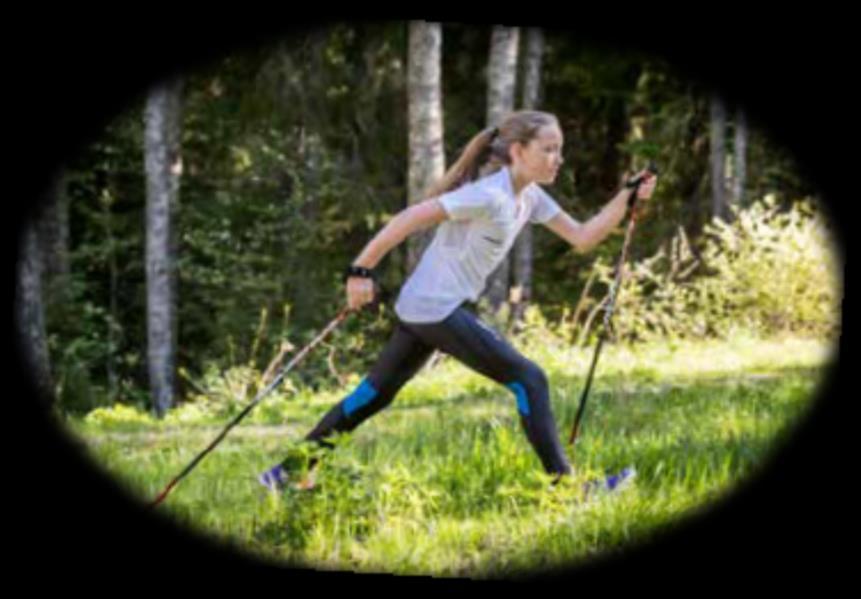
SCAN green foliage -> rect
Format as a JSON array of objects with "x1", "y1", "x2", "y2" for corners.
[
  {"x1": 173, "y1": 23, "x2": 409, "y2": 383},
  {"x1": 46, "y1": 103, "x2": 148, "y2": 412},
  {"x1": 595, "y1": 197, "x2": 842, "y2": 342},
  {"x1": 83, "y1": 403, "x2": 155, "y2": 430},
  {"x1": 48, "y1": 23, "x2": 830, "y2": 417},
  {"x1": 70, "y1": 334, "x2": 830, "y2": 576}
]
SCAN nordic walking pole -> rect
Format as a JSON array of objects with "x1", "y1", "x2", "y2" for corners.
[
  {"x1": 567, "y1": 162, "x2": 658, "y2": 453},
  {"x1": 149, "y1": 304, "x2": 355, "y2": 509}
]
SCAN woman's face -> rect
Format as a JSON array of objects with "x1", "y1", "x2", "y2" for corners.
[{"x1": 513, "y1": 124, "x2": 564, "y2": 185}]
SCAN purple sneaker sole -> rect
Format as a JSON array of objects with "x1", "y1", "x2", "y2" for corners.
[
  {"x1": 583, "y1": 466, "x2": 637, "y2": 496},
  {"x1": 258, "y1": 464, "x2": 287, "y2": 492},
  {"x1": 258, "y1": 463, "x2": 320, "y2": 492}
]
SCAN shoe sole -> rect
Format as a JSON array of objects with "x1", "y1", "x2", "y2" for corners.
[{"x1": 583, "y1": 466, "x2": 637, "y2": 497}]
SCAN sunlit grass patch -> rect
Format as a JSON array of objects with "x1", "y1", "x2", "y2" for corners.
[{"x1": 66, "y1": 334, "x2": 832, "y2": 577}]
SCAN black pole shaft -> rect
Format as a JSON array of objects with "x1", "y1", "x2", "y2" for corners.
[
  {"x1": 568, "y1": 331, "x2": 605, "y2": 446},
  {"x1": 567, "y1": 162, "x2": 657, "y2": 452}
]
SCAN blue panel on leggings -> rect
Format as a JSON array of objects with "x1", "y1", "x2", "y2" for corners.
[
  {"x1": 342, "y1": 378, "x2": 379, "y2": 417},
  {"x1": 505, "y1": 382, "x2": 531, "y2": 416}
]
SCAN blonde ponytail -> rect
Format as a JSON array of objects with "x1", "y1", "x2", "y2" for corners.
[
  {"x1": 424, "y1": 110, "x2": 560, "y2": 199},
  {"x1": 425, "y1": 126, "x2": 497, "y2": 198}
]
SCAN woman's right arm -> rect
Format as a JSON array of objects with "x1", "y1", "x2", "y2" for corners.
[
  {"x1": 346, "y1": 198, "x2": 449, "y2": 310},
  {"x1": 352, "y1": 198, "x2": 449, "y2": 270}
]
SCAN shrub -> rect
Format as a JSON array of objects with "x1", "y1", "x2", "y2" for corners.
[
  {"x1": 83, "y1": 403, "x2": 155, "y2": 429},
  {"x1": 587, "y1": 196, "x2": 842, "y2": 342}
]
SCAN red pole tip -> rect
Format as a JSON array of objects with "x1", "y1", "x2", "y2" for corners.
[{"x1": 149, "y1": 481, "x2": 175, "y2": 508}]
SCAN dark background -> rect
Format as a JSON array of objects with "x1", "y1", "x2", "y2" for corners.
[{"x1": 10, "y1": 9, "x2": 851, "y2": 589}]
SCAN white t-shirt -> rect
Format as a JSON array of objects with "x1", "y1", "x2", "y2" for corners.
[{"x1": 394, "y1": 166, "x2": 563, "y2": 323}]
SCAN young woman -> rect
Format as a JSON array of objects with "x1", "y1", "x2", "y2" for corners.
[{"x1": 260, "y1": 110, "x2": 656, "y2": 491}]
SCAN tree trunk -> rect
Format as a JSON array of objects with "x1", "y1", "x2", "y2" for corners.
[
  {"x1": 733, "y1": 106, "x2": 748, "y2": 210},
  {"x1": 406, "y1": 21, "x2": 446, "y2": 274},
  {"x1": 101, "y1": 190, "x2": 120, "y2": 400},
  {"x1": 520, "y1": 28, "x2": 544, "y2": 110},
  {"x1": 511, "y1": 27, "x2": 543, "y2": 329},
  {"x1": 483, "y1": 26, "x2": 520, "y2": 316},
  {"x1": 36, "y1": 168, "x2": 71, "y2": 304},
  {"x1": 710, "y1": 95, "x2": 728, "y2": 221},
  {"x1": 16, "y1": 217, "x2": 53, "y2": 408},
  {"x1": 144, "y1": 78, "x2": 183, "y2": 418}
]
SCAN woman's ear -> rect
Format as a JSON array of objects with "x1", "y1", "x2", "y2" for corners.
[{"x1": 508, "y1": 141, "x2": 523, "y2": 164}]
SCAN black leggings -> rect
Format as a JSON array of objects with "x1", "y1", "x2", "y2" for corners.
[{"x1": 300, "y1": 303, "x2": 572, "y2": 476}]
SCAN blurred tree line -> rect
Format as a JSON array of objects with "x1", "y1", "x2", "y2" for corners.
[{"x1": 19, "y1": 21, "x2": 822, "y2": 415}]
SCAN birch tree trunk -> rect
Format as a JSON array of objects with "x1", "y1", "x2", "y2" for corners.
[
  {"x1": 16, "y1": 218, "x2": 53, "y2": 408},
  {"x1": 511, "y1": 27, "x2": 543, "y2": 328},
  {"x1": 406, "y1": 21, "x2": 446, "y2": 274},
  {"x1": 483, "y1": 26, "x2": 519, "y2": 316},
  {"x1": 144, "y1": 78, "x2": 183, "y2": 418},
  {"x1": 36, "y1": 168, "x2": 70, "y2": 304}
]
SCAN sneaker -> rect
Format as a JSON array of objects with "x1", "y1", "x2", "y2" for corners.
[
  {"x1": 583, "y1": 466, "x2": 637, "y2": 497},
  {"x1": 258, "y1": 464, "x2": 288, "y2": 492},
  {"x1": 258, "y1": 462, "x2": 320, "y2": 493}
]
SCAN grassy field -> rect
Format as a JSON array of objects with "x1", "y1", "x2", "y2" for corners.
[{"x1": 63, "y1": 333, "x2": 836, "y2": 578}]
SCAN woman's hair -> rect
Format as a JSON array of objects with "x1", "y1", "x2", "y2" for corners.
[{"x1": 425, "y1": 110, "x2": 560, "y2": 198}]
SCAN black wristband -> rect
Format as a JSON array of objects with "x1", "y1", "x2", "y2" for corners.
[{"x1": 344, "y1": 265, "x2": 376, "y2": 283}]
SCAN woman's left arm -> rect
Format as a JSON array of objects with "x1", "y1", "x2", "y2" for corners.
[{"x1": 543, "y1": 171, "x2": 656, "y2": 254}]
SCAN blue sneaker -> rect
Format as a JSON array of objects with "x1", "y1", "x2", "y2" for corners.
[
  {"x1": 583, "y1": 466, "x2": 637, "y2": 497},
  {"x1": 258, "y1": 464, "x2": 288, "y2": 492},
  {"x1": 258, "y1": 462, "x2": 320, "y2": 492}
]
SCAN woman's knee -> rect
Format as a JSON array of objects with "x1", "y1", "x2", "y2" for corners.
[
  {"x1": 518, "y1": 360, "x2": 549, "y2": 393},
  {"x1": 342, "y1": 378, "x2": 375, "y2": 417},
  {"x1": 344, "y1": 375, "x2": 406, "y2": 420},
  {"x1": 505, "y1": 361, "x2": 549, "y2": 417}
]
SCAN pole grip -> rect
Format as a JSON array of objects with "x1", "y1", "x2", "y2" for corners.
[{"x1": 624, "y1": 161, "x2": 659, "y2": 210}]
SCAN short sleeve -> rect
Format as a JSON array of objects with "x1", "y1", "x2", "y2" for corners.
[
  {"x1": 529, "y1": 185, "x2": 563, "y2": 224},
  {"x1": 437, "y1": 181, "x2": 498, "y2": 222}
]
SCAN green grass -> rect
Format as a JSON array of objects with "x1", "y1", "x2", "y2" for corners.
[{"x1": 64, "y1": 333, "x2": 834, "y2": 578}]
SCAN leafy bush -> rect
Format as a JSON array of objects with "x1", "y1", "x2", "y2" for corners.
[
  {"x1": 177, "y1": 362, "x2": 300, "y2": 418},
  {"x1": 162, "y1": 401, "x2": 215, "y2": 426},
  {"x1": 83, "y1": 403, "x2": 155, "y2": 429},
  {"x1": 78, "y1": 196, "x2": 842, "y2": 424},
  {"x1": 588, "y1": 196, "x2": 842, "y2": 342}
]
